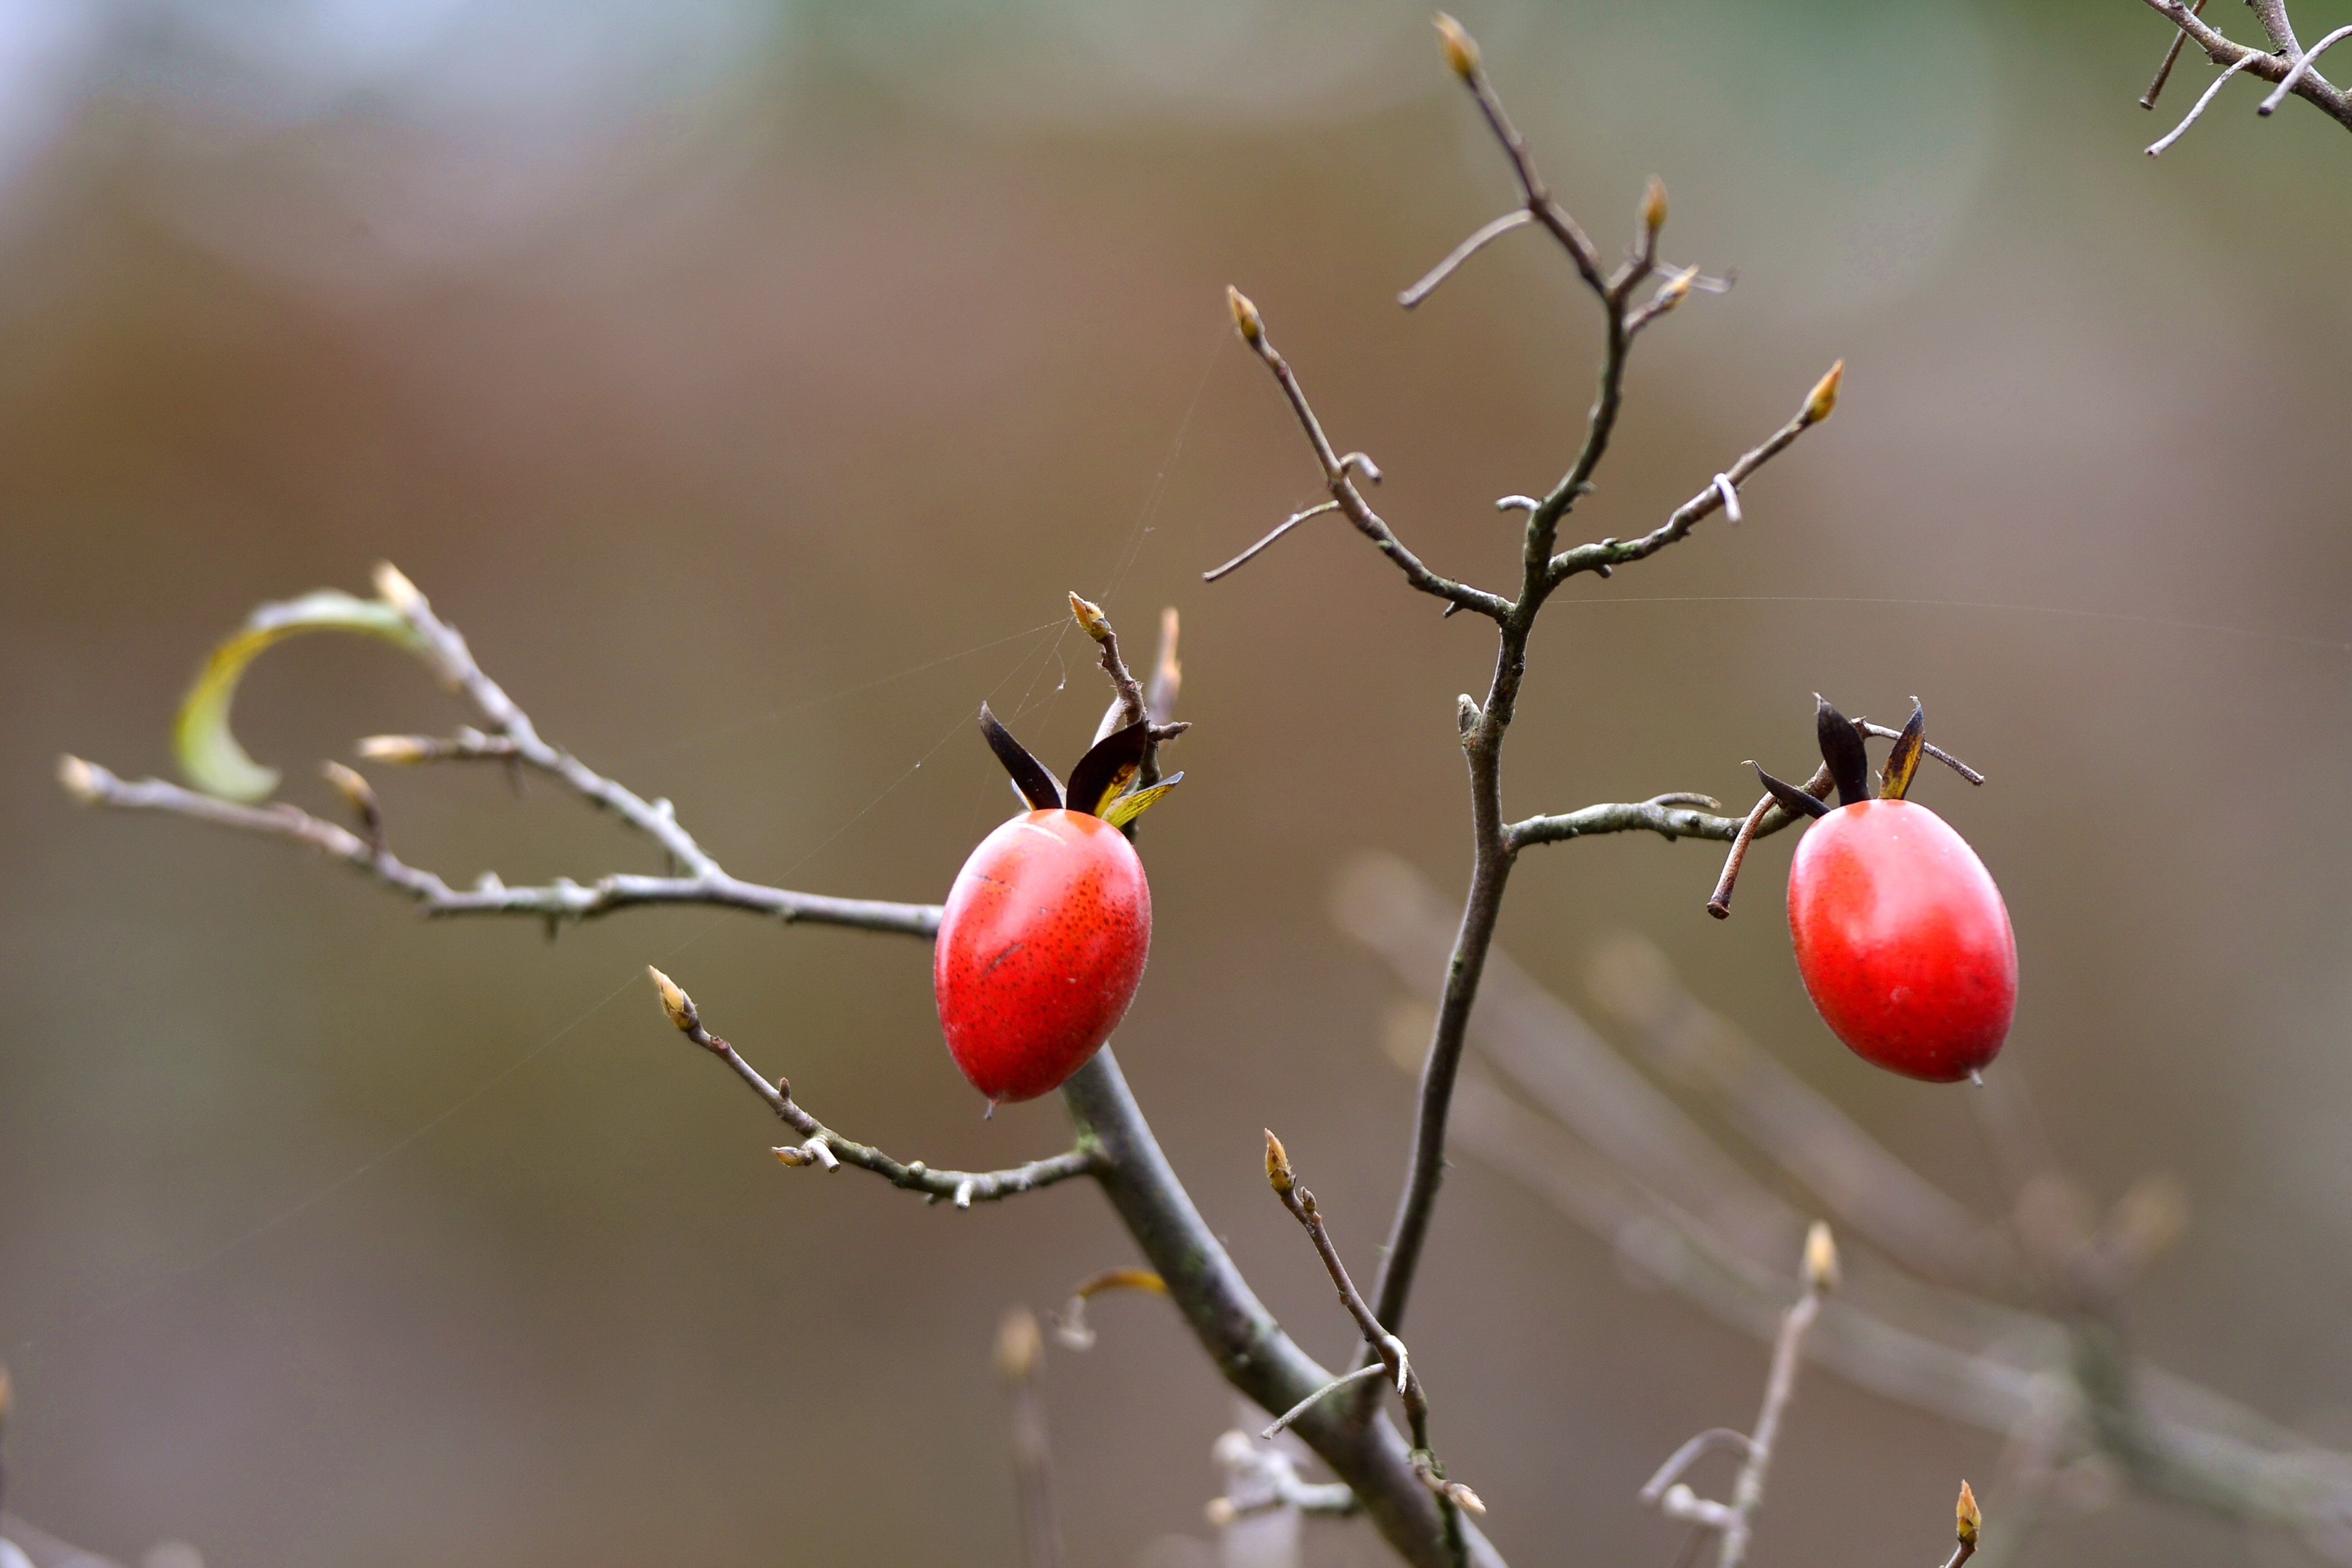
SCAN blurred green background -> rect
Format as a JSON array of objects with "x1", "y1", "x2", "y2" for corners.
[{"x1": 2, "y1": 0, "x2": 2349, "y2": 1563}]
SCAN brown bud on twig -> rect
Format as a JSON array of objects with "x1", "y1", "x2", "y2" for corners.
[
  {"x1": 1226, "y1": 285, "x2": 1264, "y2": 346},
  {"x1": 1801, "y1": 359, "x2": 1844, "y2": 426},
  {"x1": 1640, "y1": 176, "x2": 1668, "y2": 237},
  {"x1": 356, "y1": 735, "x2": 436, "y2": 764},
  {"x1": 321, "y1": 761, "x2": 380, "y2": 820},
  {"x1": 1433, "y1": 12, "x2": 1480, "y2": 80},
  {"x1": 1802, "y1": 1220, "x2": 1840, "y2": 1294},
  {"x1": 372, "y1": 560, "x2": 426, "y2": 616},
  {"x1": 996, "y1": 1307, "x2": 1045, "y2": 1382},
  {"x1": 1650, "y1": 265, "x2": 1699, "y2": 317},
  {"x1": 1956, "y1": 1479, "x2": 1981, "y2": 1545},
  {"x1": 1069, "y1": 592, "x2": 1110, "y2": 643},
  {"x1": 647, "y1": 965, "x2": 696, "y2": 1033},
  {"x1": 57, "y1": 754, "x2": 103, "y2": 805},
  {"x1": 1264, "y1": 1129, "x2": 1295, "y2": 1193}
]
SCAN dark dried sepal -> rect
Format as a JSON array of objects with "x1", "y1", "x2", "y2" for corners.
[
  {"x1": 1751, "y1": 762, "x2": 1832, "y2": 820},
  {"x1": 979, "y1": 703, "x2": 1063, "y2": 811},
  {"x1": 1879, "y1": 700, "x2": 1926, "y2": 801},
  {"x1": 1066, "y1": 717, "x2": 1152, "y2": 817},
  {"x1": 1815, "y1": 695, "x2": 1873, "y2": 807}
]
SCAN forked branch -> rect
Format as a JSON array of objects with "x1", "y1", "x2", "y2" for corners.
[
  {"x1": 1640, "y1": 1223, "x2": 1839, "y2": 1568},
  {"x1": 2131, "y1": 0, "x2": 2352, "y2": 136},
  {"x1": 60, "y1": 564, "x2": 942, "y2": 937}
]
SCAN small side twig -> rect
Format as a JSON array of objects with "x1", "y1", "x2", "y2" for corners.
[
  {"x1": 2146, "y1": 51, "x2": 2266, "y2": 154},
  {"x1": 1203, "y1": 502, "x2": 1339, "y2": 582},
  {"x1": 2139, "y1": 0, "x2": 2209, "y2": 106},
  {"x1": 2261, "y1": 24, "x2": 2352, "y2": 113},
  {"x1": 1217, "y1": 287, "x2": 1510, "y2": 621},
  {"x1": 1264, "y1": 1131, "x2": 1484, "y2": 1558},
  {"x1": 647, "y1": 968, "x2": 1104, "y2": 1206},
  {"x1": 1399, "y1": 210, "x2": 1535, "y2": 309},
  {"x1": 1643, "y1": 1223, "x2": 1839, "y2": 1568},
  {"x1": 1547, "y1": 362, "x2": 1842, "y2": 584},
  {"x1": 59, "y1": 565, "x2": 945, "y2": 938}
]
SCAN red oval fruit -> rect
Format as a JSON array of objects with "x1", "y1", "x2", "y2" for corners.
[
  {"x1": 935, "y1": 808, "x2": 1152, "y2": 1103},
  {"x1": 1788, "y1": 799, "x2": 2016, "y2": 1082}
]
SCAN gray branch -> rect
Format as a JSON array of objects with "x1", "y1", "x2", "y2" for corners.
[
  {"x1": 651, "y1": 968, "x2": 1102, "y2": 1207},
  {"x1": 2131, "y1": 0, "x2": 2352, "y2": 133}
]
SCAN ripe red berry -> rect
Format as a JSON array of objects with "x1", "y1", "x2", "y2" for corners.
[
  {"x1": 1788, "y1": 799, "x2": 2015, "y2": 1082},
  {"x1": 937, "y1": 809, "x2": 1152, "y2": 1103},
  {"x1": 1751, "y1": 698, "x2": 2016, "y2": 1083},
  {"x1": 933, "y1": 703, "x2": 1181, "y2": 1106}
]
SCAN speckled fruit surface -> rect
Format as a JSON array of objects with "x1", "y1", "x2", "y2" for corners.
[
  {"x1": 1787, "y1": 799, "x2": 2017, "y2": 1083},
  {"x1": 934, "y1": 809, "x2": 1152, "y2": 1103}
]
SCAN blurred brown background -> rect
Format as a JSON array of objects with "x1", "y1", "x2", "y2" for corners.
[{"x1": 3, "y1": 0, "x2": 2349, "y2": 1563}]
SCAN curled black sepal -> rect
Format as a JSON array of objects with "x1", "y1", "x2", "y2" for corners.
[
  {"x1": 1066, "y1": 718, "x2": 1152, "y2": 817},
  {"x1": 1815, "y1": 695, "x2": 1873, "y2": 807},
  {"x1": 979, "y1": 703, "x2": 1063, "y2": 811},
  {"x1": 1880, "y1": 699, "x2": 1926, "y2": 801},
  {"x1": 1751, "y1": 762, "x2": 1832, "y2": 820}
]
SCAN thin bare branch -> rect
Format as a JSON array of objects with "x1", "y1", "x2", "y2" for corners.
[
  {"x1": 648, "y1": 968, "x2": 1103, "y2": 1205},
  {"x1": 1507, "y1": 795, "x2": 1749, "y2": 852},
  {"x1": 1399, "y1": 210, "x2": 1535, "y2": 309},
  {"x1": 1640, "y1": 1225, "x2": 1836, "y2": 1568},
  {"x1": 2146, "y1": 51, "x2": 2266, "y2": 153},
  {"x1": 1264, "y1": 1363, "x2": 1391, "y2": 1438},
  {"x1": 1434, "y1": 15, "x2": 1604, "y2": 292},
  {"x1": 1264, "y1": 1129, "x2": 1478, "y2": 1559},
  {"x1": 60, "y1": 568, "x2": 946, "y2": 937},
  {"x1": 65, "y1": 760, "x2": 944, "y2": 936},
  {"x1": 2262, "y1": 24, "x2": 2352, "y2": 112},
  {"x1": 1203, "y1": 501, "x2": 1339, "y2": 583},
  {"x1": 1549, "y1": 364, "x2": 1840, "y2": 584},
  {"x1": 2131, "y1": 0, "x2": 2352, "y2": 134},
  {"x1": 1220, "y1": 289, "x2": 1510, "y2": 621},
  {"x1": 1639, "y1": 1429, "x2": 1757, "y2": 1504},
  {"x1": 2139, "y1": 0, "x2": 2208, "y2": 106}
]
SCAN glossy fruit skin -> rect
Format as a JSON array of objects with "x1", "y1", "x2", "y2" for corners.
[
  {"x1": 1788, "y1": 799, "x2": 2016, "y2": 1083},
  {"x1": 935, "y1": 809, "x2": 1152, "y2": 1103}
]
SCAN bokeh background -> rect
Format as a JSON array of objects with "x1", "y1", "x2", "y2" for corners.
[{"x1": 2, "y1": 0, "x2": 2349, "y2": 1563}]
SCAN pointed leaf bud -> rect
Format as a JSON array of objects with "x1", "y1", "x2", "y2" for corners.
[
  {"x1": 1069, "y1": 592, "x2": 1111, "y2": 643},
  {"x1": 1956, "y1": 1479, "x2": 1980, "y2": 1545},
  {"x1": 357, "y1": 735, "x2": 435, "y2": 764},
  {"x1": 1444, "y1": 1482, "x2": 1487, "y2": 1515},
  {"x1": 1226, "y1": 285, "x2": 1264, "y2": 346},
  {"x1": 1640, "y1": 176, "x2": 1667, "y2": 237},
  {"x1": 1456, "y1": 694, "x2": 1480, "y2": 738},
  {"x1": 996, "y1": 1306, "x2": 1044, "y2": 1381},
  {"x1": 1264, "y1": 1129, "x2": 1295, "y2": 1193},
  {"x1": 57, "y1": 754, "x2": 105, "y2": 805},
  {"x1": 773, "y1": 1145, "x2": 812, "y2": 1167},
  {"x1": 320, "y1": 761, "x2": 381, "y2": 824},
  {"x1": 1434, "y1": 12, "x2": 1480, "y2": 80},
  {"x1": 1801, "y1": 359, "x2": 1844, "y2": 426},
  {"x1": 1651, "y1": 265, "x2": 1699, "y2": 316},
  {"x1": 647, "y1": 965, "x2": 696, "y2": 1032},
  {"x1": 371, "y1": 560, "x2": 426, "y2": 616},
  {"x1": 1803, "y1": 1220, "x2": 1839, "y2": 1294}
]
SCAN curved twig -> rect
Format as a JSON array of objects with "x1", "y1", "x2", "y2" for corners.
[
  {"x1": 2261, "y1": 24, "x2": 2352, "y2": 112},
  {"x1": 1399, "y1": 211, "x2": 1535, "y2": 309}
]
